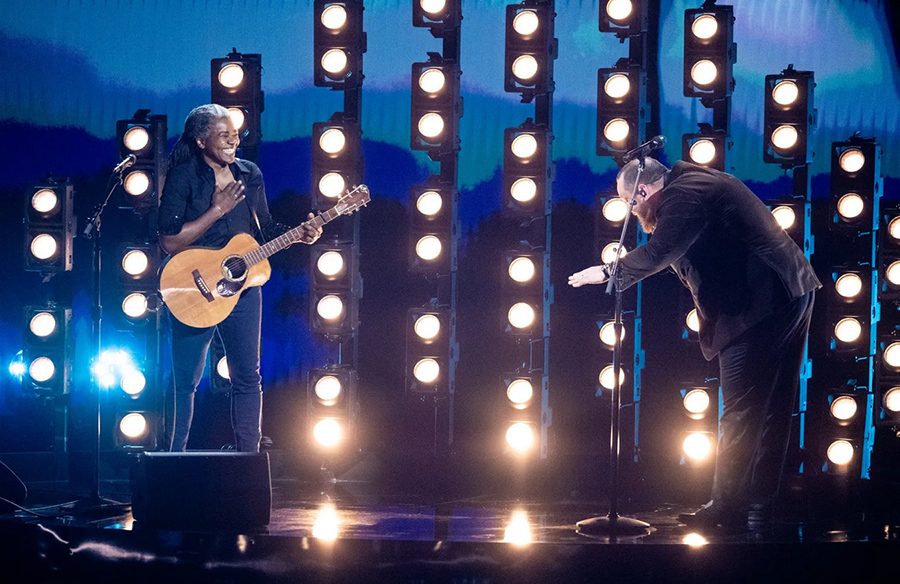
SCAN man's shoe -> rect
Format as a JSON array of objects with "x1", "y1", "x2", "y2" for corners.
[{"x1": 677, "y1": 502, "x2": 746, "y2": 529}]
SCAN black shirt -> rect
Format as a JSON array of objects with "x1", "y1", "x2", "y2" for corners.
[{"x1": 158, "y1": 154, "x2": 282, "y2": 248}]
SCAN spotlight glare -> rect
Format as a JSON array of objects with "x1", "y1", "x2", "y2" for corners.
[
  {"x1": 604, "y1": 74, "x2": 631, "y2": 99},
  {"x1": 508, "y1": 257, "x2": 536, "y2": 283},
  {"x1": 122, "y1": 250, "x2": 149, "y2": 276},
  {"x1": 121, "y1": 370, "x2": 146, "y2": 396},
  {"x1": 420, "y1": 0, "x2": 447, "y2": 16},
  {"x1": 511, "y1": 55, "x2": 539, "y2": 82},
  {"x1": 599, "y1": 321, "x2": 624, "y2": 347},
  {"x1": 30, "y1": 234, "x2": 58, "y2": 260},
  {"x1": 602, "y1": 198, "x2": 629, "y2": 222},
  {"x1": 319, "y1": 128, "x2": 347, "y2": 155},
  {"x1": 312, "y1": 504, "x2": 340, "y2": 541},
  {"x1": 217, "y1": 356, "x2": 230, "y2": 380},
  {"x1": 414, "y1": 314, "x2": 441, "y2": 341},
  {"x1": 887, "y1": 261, "x2": 900, "y2": 286},
  {"x1": 417, "y1": 113, "x2": 445, "y2": 140},
  {"x1": 606, "y1": 0, "x2": 633, "y2": 22},
  {"x1": 771, "y1": 206, "x2": 796, "y2": 230},
  {"x1": 505, "y1": 422, "x2": 535, "y2": 453},
  {"x1": 772, "y1": 80, "x2": 799, "y2": 106},
  {"x1": 826, "y1": 439, "x2": 854, "y2": 465},
  {"x1": 29, "y1": 356, "x2": 55, "y2": 383},
  {"x1": 122, "y1": 293, "x2": 149, "y2": 318},
  {"x1": 317, "y1": 295, "x2": 345, "y2": 321},
  {"x1": 321, "y1": 49, "x2": 349, "y2": 75},
  {"x1": 690, "y1": 60, "x2": 718, "y2": 87},
  {"x1": 830, "y1": 396, "x2": 858, "y2": 421},
  {"x1": 599, "y1": 365, "x2": 625, "y2": 390},
  {"x1": 123, "y1": 126, "x2": 150, "y2": 152},
  {"x1": 834, "y1": 317, "x2": 862, "y2": 343},
  {"x1": 835, "y1": 273, "x2": 863, "y2": 298},
  {"x1": 413, "y1": 358, "x2": 440, "y2": 384},
  {"x1": 510, "y1": 178, "x2": 537, "y2": 203},
  {"x1": 418, "y1": 68, "x2": 446, "y2": 94},
  {"x1": 217, "y1": 63, "x2": 245, "y2": 88},
  {"x1": 506, "y1": 379, "x2": 534, "y2": 408},
  {"x1": 689, "y1": 140, "x2": 717, "y2": 165},
  {"x1": 691, "y1": 14, "x2": 719, "y2": 39},
  {"x1": 415, "y1": 235, "x2": 443, "y2": 261},
  {"x1": 416, "y1": 191, "x2": 443, "y2": 216},
  {"x1": 603, "y1": 118, "x2": 630, "y2": 143},
  {"x1": 510, "y1": 134, "x2": 538, "y2": 159},
  {"x1": 837, "y1": 193, "x2": 864, "y2": 220},
  {"x1": 601, "y1": 242, "x2": 627, "y2": 264},
  {"x1": 839, "y1": 148, "x2": 865, "y2": 174},
  {"x1": 513, "y1": 10, "x2": 539, "y2": 36},
  {"x1": 885, "y1": 342, "x2": 900, "y2": 368},
  {"x1": 313, "y1": 418, "x2": 343, "y2": 447},
  {"x1": 683, "y1": 432, "x2": 713, "y2": 461},
  {"x1": 124, "y1": 171, "x2": 150, "y2": 196},
  {"x1": 315, "y1": 375, "x2": 342, "y2": 404},
  {"x1": 31, "y1": 189, "x2": 59, "y2": 214},
  {"x1": 119, "y1": 413, "x2": 148, "y2": 439},
  {"x1": 884, "y1": 387, "x2": 900, "y2": 413},
  {"x1": 317, "y1": 251, "x2": 345, "y2": 277},
  {"x1": 29, "y1": 312, "x2": 57, "y2": 338},
  {"x1": 683, "y1": 389, "x2": 711, "y2": 415},
  {"x1": 319, "y1": 173, "x2": 346, "y2": 198},
  {"x1": 226, "y1": 108, "x2": 245, "y2": 131},
  {"x1": 772, "y1": 125, "x2": 799, "y2": 150},
  {"x1": 508, "y1": 303, "x2": 536, "y2": 329},
  {"x1": 686, "y1": 309, "x2": 700, "y2": 332},
  {"x1": 9, "y1": 353, "x2": 26, "y2": 379},
  {"x1": 683, "y1": 533, "x2": 709, "y2": 547},
  {"x1": 321, "y1": 4, "x2": 348, "y2": 30},
  {"x1": 503, "y1": 511, "x2": 533, "y2": 546}
]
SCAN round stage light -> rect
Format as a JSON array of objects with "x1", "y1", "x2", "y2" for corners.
[
  {"x1": 683, "y1": 389, "x2": 711, "y2": 416},
  {"x1": 321, "y1": 49, "x2": 348, "y2": 76},
  {"x1": 602, "y1": 198, "x2": 629, "y2": 222},
  {"x1": 827, "y1": 439, "x2": 854, "y2": 465},
  {"x1": 319, "y1": 128, "x2": 346, "y2": 155},
  {"x1": 124, "y1": 171, "x2": 150, "y2": 196},
  {"x1": 119, "y1": 413, "x2": 148, "y2": 439},
  {"x1": 512, "y1": 55, "x2": 538, "y2": 82},
  {"x1": 122, "y1": 249, "x2": 149, "y2": 276},
  {"x1": 415, "y1": 235, "x2": 442, "y2": 261},
  {"x1": 313, "y1": 418, "x2": 342, "y2": 447},
  {"x1": 885, "y1": 342, "x2": 900, "y2": 369},
  {"x1": 503, "y1": 511, "x2": 533, "y2": 546},
  {"x1": 683, "y1": 432, "x2": 713, "y2": 461},
  {"x1": 601, "y1": 242, "x2": 627, "y2": 265},
  {"x1": 599, "y1": 321, "x2": 624, "y2": 348},
  {"x1": 312, "y1": 504, "x2": 340, "y2": 541},
  {"x1": 121, "y1": 370, "x2": 146, "y2": 396},
  {"x1": 321, "y1": 4, "x2": 348, "y2": 30},
  {"x1": 834, "y1": 318, "x2": 862, "y2": 343},
  {"x1": 884, "y1": 387, "x2": 900, "y2": 413},
  {"x1": 887, "y1": 261, "x2": 900, "y2": 287},
  {"x1": 599, "y1": 365, "x2": 625, "y2": 391},
  {"x1": 227, "y1": 108, "x2": 245, "y2": 131},
  {"x1": 414, "y1": 314, "x2": 441, "y2": 341},
  {"x1": 771, "y1": 206, "x2": 796, "y2": 230},
  {"x1": 413, "y1": 358, "x2": 440, "y2": 384},
  {"x1": 603, "y1": 118, "x2": 630, "y2": 143},
  {"x1": 416, "y1": 191, "x2": 443, "y2": 216},
  {"x1": 217, "y1": 63, "x2": 245, "y2": 88},
  {"x1": 839, "y1": 148, "x2": 865, "y2": 174},
  {"x1": 830, "y1": 396, "x2": 857, "y2": 421},
  {"x1": 686, "y1": 309, "x2": 700, "y2": 333},
  {"x1": 9, "y1": 352, "x2": 26, "y2": 379},
  {"x1": 835, "y1": 273, "x2": 862, "y2": 299},
  {"x1": 217, "y1": 356, "x2": 230, "y2": 380},
  {"x1": 30, "y1": 234, "x2": 58, "y2": 260},
  {"x1": 506, "y1": 422, "x2": 535, "y2": 453},
  {"x1": 772, "y1": 80, "x2": 799, "y2": 106},
  {"x1": 510, "y1": 178, "x2": 537, "y2": 203},
  {"x1": 420, "y1": 0, "x2": 447, "y2": 16},
  {"x1": 890, "y1": 217, "x2": 900, "y2": 241},
  {"x1": 123, "y1": 126, "x2": 150, "y2": 152},
  {"x1": 31, "y1": 189, "x2": 59, "y2": 214},
  {"x1": 317, "y1": 295, "x2": 344, "y2": 321},
  {"x1": 604, "y1": 74, "x2": 631, "y2": 99},
  {"x1": 690, "y1": 60, "x2": 718, "y2": 86},
  {"x1": 837, "y1": 193, "x2": 864, "y2": 220},
  {"x1": 317, "y1": 251, "x2": 344, "y2": 277},
  {"x1": 513, "y1": 9, "x2": 539, "y2": 36},
  {"x1": 30, "y1": 312, "x2": 57, "y2": 338},
  {"x1": 606, "y1": 0, "x2": 633, "y2": 21},
  {"x1": 318, "y1": 173, "x2": 345, "y2": 198},
  {"x1": 29, "y1": 357, "x2": 55, "y2": 383},
  {"x1": 683, "y1": 533, "x2": 708, "y2": 547},
  {"x1": 508, "y1": 303, "x2": 536, "y2": 329},
  {"x1": 315, "y1": 375, "x2": 342, "y2": 405},
  {"x1": 771, "y1": 125, "x2": 799, "y2": 151},
  {"x1": 418, "y1": 113, "x2": 445, "y2": 140},
  {"x1": 692, "y1": 14, "x2": 719, "y2": 39},
  {"x1": 418, "y1": 68, "x2": 446, "y2": 94},
  {"x1": 508, "y1": 257, "x2": 536, "y2": 283},
  {"x1": 511, "y1": 134, "x2": 538, "y2": 159},
  {"x1": 689, "y1": 140, "x2": 716, "y2": 165},
  {"x1": 507, "y1": 379, "x2": 534, "y2": 409},
  {"x1": 122, "y1": 293, "x2": 148, "y2": 318}
]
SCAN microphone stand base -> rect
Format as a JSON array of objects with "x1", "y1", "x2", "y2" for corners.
[{"x1": 576, "y1": 514, "x2": 650, "y2": 536}]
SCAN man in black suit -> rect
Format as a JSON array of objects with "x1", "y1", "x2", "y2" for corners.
[{"x1": 569, "y1": 158, "x2": 821, "y2": 528}]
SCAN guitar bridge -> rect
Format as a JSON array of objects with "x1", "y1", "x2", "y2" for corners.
[{"x1": 192, "y1": 270, "x2": 215, "y2": 302}]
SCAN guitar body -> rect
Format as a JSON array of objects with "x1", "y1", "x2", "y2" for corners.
[{"x1": 160, "y1": 233, "x2": 271, "y2": 328}]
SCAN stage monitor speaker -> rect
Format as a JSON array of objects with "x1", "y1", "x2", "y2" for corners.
[
  {"x1": 0, "y1": 459, "x2": 27, "y2": 514},
  {"x1": 131, "y1": 452, "x2": 271, "y2": 530}
]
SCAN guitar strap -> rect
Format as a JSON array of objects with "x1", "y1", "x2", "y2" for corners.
[{"x1": 244, "y1": 192, "x2": 267, "y2": 244}]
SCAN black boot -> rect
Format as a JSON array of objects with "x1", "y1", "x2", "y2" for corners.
[{"x1": 678, "y1": 501, "x2": 747, "y2": 529}]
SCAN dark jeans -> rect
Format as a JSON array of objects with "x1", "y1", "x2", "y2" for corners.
[
  {"x1": 168, "y1": 286, "x2": 263, "y2": 453},
  {"x1": 712, "y1": 290, "x2": 815, "y2": 511}
]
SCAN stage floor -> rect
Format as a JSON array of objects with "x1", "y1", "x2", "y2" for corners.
[{"x1": 1, "y1": 468, "x2": 899, "y2": 583}]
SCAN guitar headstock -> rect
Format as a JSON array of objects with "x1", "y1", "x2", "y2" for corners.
[{"x1": 334, "y1": 184, "x2": 370, "y2": 216}]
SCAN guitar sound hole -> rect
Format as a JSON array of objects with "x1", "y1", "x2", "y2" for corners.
[{"x1": 222, "y1": 255, "x2": 248, "y2": 282}]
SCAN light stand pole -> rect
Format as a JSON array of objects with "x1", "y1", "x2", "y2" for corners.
[{"x1": 577, "y1": 158, "x2": 651, "y2": 537}]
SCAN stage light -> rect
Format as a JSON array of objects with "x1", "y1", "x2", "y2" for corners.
[
  {"x1": 415, "y1": 235, "x2": 442, "y2": 261},
  {"x1": 503, "y1": 124, "x2": 548, "y2": 215},
  {"x1": 319, "y1": 128, "x2": 347, "y2": 155},
  {"x1": 506, "y1": 379, "x2": 534, "y2": 409},
  {"x1": 317, "y1": 251, "x2": 345, "y2": 278},
  {"x1": 884, "y1": 342, "x2": 900, "y2": 369},
  {"x1": 319, "y1": 173, "x2": 346, "y2": 198},
  {"x1": 31, "y1": 189, "x2": 58, "y2": 214},
  {"x1": 601, "y1": 242, "x2": 627, "y2": 264},
  {"x1": 25, "y1": 181, "x2": 74, "y2": 273},
  {"x1": 689, "y1": 139, "x2": 717, "y2": 165},
  {"x1": 217, "y1": 356, "x2": 230, "y2": 380},
  {"x1": 313, "y1": 418, "x2": 343, "y2": 447},
  {"x1": 115, "y1": 110, "x2": 167, "y2": 210},
  {"x1": 683, "y1": 5, "x2": 735, "y2": 99},
  {"x1": 691, "y1": 14, "x2": 718, "y2": 39},
  {"x1": 29, "y1": 356, "x2": 55, "y2": 383},
  {"x1": 683, "y1": 432, "x2": 713, "y2": 461},
  {"x1": 837, "y1": 194, "x2": 864, "y2": 221},
  {"x1": 29, "y1": 234, "x2": 57, "y2": 260},
  {"x1": 510, "y1": 178, "x2": 537, "y2": 203},
  {"x1": 599, "y1": 321, "x2": 624, "y2": 348},
  {"x1": 830, "y1": 138, "x2": 880, "y2": 234},
  {"x1": 887, "y1": 261, "x2": 900, "y2": 287},
  {"x1": 9, "y1": 352, "x2": 25, "y2": 379},
  {"x1": 322, "y1": 49, "x2": 348, "y2": 74},
  {"x1": 413, "y1": 358, "x2": 440, "y2": 384},
  {"x1": 606, "y1": 0, "x2": 633, "y2": 21},
  {"x1": 121, "y1": 249, "x2": 149, "y2": 277},
  {"x1": 123, "y1": 170, "x2": 150, "y2": 196},
  {"x1": 511, "y1": 134, "x2": 538, "y2": 159},
  {"x1": 839, "y1": 148, "x2": 865, "y2": 174},
  {"x1": 683, "y1": 389, "x2": 710, "y2": 416},
  {"x1": 686, "y1": 309, "x2": 700, "y2": 333},
  {"x1": 414, "y1": 314, "x2": 441, "y2": 341},
  {"x1": 682, "y1": 125, "x2": 729, "y2": 170},
  {"x1": 312, "y1": 116, "x2": 361, "y2": 210},
  {"x1": 504, "y1": 3, "x2": 555, "y2": 98},
  {"x1": 317, "y1": 295, "x2": 344, "y2": 321},
  {"x1": 217, "y1": 63, "x2": 244, "y2": 89},
  {"x1": 884, "y1": 387, "x2": 900, "y2": 413},
  {"x1": 508, "y1": 257, "x2": 536, "y2": 283},
  {"x1": 508, "y1": 303, "x2": 536, "y2": 330},
  {"x1": 603, "y1": 119, "x2": 630, "y2": 143},
  {"x1": 600, "y1": 0, "x2": 647, "y2": 36},
  {"x1": 310, "y1": 242, "x2": 359, "y2": 336},
  {"x1": 683, "y1": 533, "x2": 709, "y2": 547},
  {"x1": 598, "y1": 63, "x2": 647, "y2": 157},
  {"x1": 121, "y1": 370, "x2": 146, "y2": 396},
  {"x1": 889, "y1": 217, "x2": 900, "y2": 241},
  {"x1": 690, "y1": 60, "x2": 718, "y2": 87},
  {"x1": 512, "y1": 55, "x2": 539, "y2": 82},
  {"x1": 513, "y1": 10, "x2": 539, "y2": 36},
  {"x1": 417, "y1": 113, "x2": 445, "y2": 140},
  {"x1": 830, "y1": 395, "x2": 858, "y2": 421},
  {"x1": 506, "y1": 422, "x2": 535, "y2": 453},
  {"x1": 604, "y1": 74, "x2": 631, "y2": 99},
  {"x1": 771, "y1": 125, "x2": 799, "y2": 151},
  {"x1": 122, "y1": 293, "x2": 148, "y2": 319},
  {"x1": 119, "y1": 413, "x2": 148, "y2": 438},
  {"x1": 771, "y1": 206, "x2": 796, "y2": 230},
  {"x1": 314, "y1": 0, "x2": 364, "y2": 89},
  {"x1": 416, "y1": 191, "x2": 443, "y2": 216},
  {"x1": 599, "y1": 365, "x2": 625, "y2": 390},
  {"x1": 772, "y1": 80, "x2": 799, "y2": 106},
  {"x1": 834, "y1": 318, "x2": 862, "y2": 343},
  {"x1": 321, "y1": 4, "x2": 347, "y2": 29},
  {"x1": 409, "y1": 181, "x2": 452, "y2": 274},
  {"x1": 502, "y1": 511, "x2": 533, "y2": 546},
  {"x1": 308, "y1": 366, "x2": 357, "y2": 434},
  {"x1": 406, "y1": 308, "x2": 449, "y2": 393},
  {"x1": 418, "y1": 68, "x2": 445, "y2": 93},
  {"x1": 315, "y1": 375, "x2": 342, "y2": 405},
  {"x1": 602, "y1": 197, "x2": 629, "y2": 223},
  {"x1": 123, "y1": 126, "x2": 150, "y2": 152},
  {"x1": 227, "y1": 107, "x2": 246, "y2": 131},
  {"x1": 835, "y1": 273, "x2": 863, "y2": 299},
  {"x1": 826, "y1": 439, "x2": 854, "y2": 465},
  {"x1": 312, "y1": 504, "x2": 340, "y2": 541}
]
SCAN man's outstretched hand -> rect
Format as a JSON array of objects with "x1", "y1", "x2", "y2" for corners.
[{"x1": 568, "y1": 265, "x2": 609, "y2": 288}]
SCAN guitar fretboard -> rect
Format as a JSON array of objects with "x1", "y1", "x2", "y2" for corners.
[{"x1": 243, "y1": 206, "x2": 343, "y2": 267}]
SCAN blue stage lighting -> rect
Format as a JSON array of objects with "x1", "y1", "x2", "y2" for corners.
[{"x1": 9, "y1": 351, "x2": 25, "y2": 380}]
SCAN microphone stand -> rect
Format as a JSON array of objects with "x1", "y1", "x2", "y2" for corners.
[{"x1": 576, "y1": 156, "x2": 651, "y2": 537}]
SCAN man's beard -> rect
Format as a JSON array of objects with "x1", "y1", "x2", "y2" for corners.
[{"x1": 633, "y1": 199, "x2": 658, "y2": 233}]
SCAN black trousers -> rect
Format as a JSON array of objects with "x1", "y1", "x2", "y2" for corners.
[
  {"x1": 168, "y1": 286, "x2": 263, "y2": 453},
  {"x1": 712, "y1": 291, "x2": 815, "y2": 510}
]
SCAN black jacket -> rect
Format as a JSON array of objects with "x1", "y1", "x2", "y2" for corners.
[{"x1": 616, "y1": 161, "x2": 821, "y2": 359}]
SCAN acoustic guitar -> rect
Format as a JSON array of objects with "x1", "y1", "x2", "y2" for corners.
[{"x1": 160, "y1": 184, "x2": 370, "y2": 328}]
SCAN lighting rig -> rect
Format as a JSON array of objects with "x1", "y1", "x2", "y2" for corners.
[{"x1": 210, "y1": 50, "x2": 264, "y2": 163}]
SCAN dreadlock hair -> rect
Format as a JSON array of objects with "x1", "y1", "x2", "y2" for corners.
[
  {"x1": 616, "y1": 157, "x2": 669, "y2": 196},
  {"x1": 167, "y1": 104, "x2": 230, "y2": 171}
]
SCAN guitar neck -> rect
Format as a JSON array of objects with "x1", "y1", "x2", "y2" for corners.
[{"x1": 243, "y1": 206, "x2": 343, "y2": 266}]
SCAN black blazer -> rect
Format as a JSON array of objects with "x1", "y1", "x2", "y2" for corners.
[{"x1": 616, "y1": 161, "x2": 821, "y2": 359}]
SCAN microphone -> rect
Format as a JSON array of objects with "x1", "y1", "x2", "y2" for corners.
[
  {"x1": 623, "y1": 135, "x2": 666, "y2": 163},
  {"x1": 113, "y1": 154, "x2": 137, "y2": 174}
]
